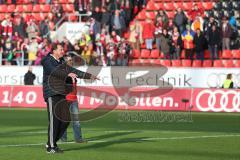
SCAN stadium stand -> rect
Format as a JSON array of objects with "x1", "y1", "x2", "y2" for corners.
[
  {"x1": 128, "y1": 0, "x2": 240, "y2": 67},
  {"x1": 0, "y1": 0, "x2": 239, "y2": 67}
]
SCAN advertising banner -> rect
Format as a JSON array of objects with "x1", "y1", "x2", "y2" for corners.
[
  {"x1": 0, "y1": 66, "x2": 239, "y2": 88},
  {"x1": 0, "y1": 86, "x2": 239, "y2": 113}
]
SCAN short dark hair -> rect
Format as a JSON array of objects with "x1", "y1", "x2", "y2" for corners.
[
  {"x1": 52, "y1": 43, "x2": 62, "y2": 52},
  {"x1": 227, "y1": 74, "x2": 232, "y2": 79}
]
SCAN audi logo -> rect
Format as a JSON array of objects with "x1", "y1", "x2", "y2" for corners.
[
  {"x1": 196, "y1": 89, "x2": 240, "y2": 112},
  {"x1": 207, "y1": 73, "x2": 240, "y2": 88}
]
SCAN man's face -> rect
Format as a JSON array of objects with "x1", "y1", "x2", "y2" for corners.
[
  {"x1": 177, "y1": 8, "x2": 181, "y2": 13},
  {"x1": 115, "y1": 10, "x2": 119, "y2": 16},
  {"x1": 28, "y1": 66, "x2": 32, "y2": 72},
  {"x1": 163, "y1": 30, "x2": 167, "y2": 35},
  {"x1": 210, "y1": 17, "x2": 214, "y2": 22},
  {"x1": 95, "y1": 7, "x2": 100, "y2": 12},
  {"x1": 54, "y1": 45, "x2": 64, "y2": 58},
  {"x1": 194, "y1": 5, "x2": 198, "y2": 10}
]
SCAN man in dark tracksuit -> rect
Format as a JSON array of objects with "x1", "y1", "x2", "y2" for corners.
[{"x1": 41, "y1": 43, "x2": 98, "y2": 153}]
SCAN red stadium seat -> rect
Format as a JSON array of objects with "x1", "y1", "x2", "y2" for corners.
[
  {"x1": 32, "y1": 13, "x2": 40, "y2": 21},
  {"x1": 62, "y1": 4, "x2": 74, "y2": 12},
  {"x1": 218, "y1": 50, "x2": 223, "y2": 59},
  {"x1": 222, "y1": 50, "x2": 232, "y2": 59},
  {"x1": 232, "y1": 50, "x2": 240, "y2": 59},
  {"x1": 130, "y1": 59, "x2": 142, "y2": 66},
  {"x1": 32, "y1": 13, "x2": 46, "y2": 21},
  {"x1": 181, "y1": 60, "x2": 192, "y2": 67},
  {"x1": 160, "y1": 60, "x2": 171, "y2": 67},
  {"x1": 128, "y1": 60, "x2": 133, "y2": 66},
  {"x1": 33, "y1": 4, "x2": 41, "y2": 12},
  {"x1": 41, "y1": 4, "x2": 51, "y2": 12},
  {"x1": 0, "y1": 5, "x2": 7, "y2": 12},
  {"x1": 22, "y1": 0, "x2": 30, "y2": 3},
  {"x1": 7, "y1": 4, "x2": 15, "y2": 12},
  {"x1": 171, "y1": 60, "x2": 181, "y2": 67},
  {"x1": 158, "y1": 52, "x2": 164, "y2": 59},
  {"x1": 204, "y1": 50, "x2": 211, "y2": 59},
  {"x1": 233, "y1": 60, "x2": 240, "y2": 67},
  {"x1": 213, "y1": 60, "x2": 223, "y2": 67},
  {"x1": 183, "y1": 2, "x2": 193, "y2": 11},
  {"x1": 146, "y1": 11, "x2": 155, "y2": 19},
  {"x1": 146, "y1": 2, "x2": 157, "y2": 10},
  {"x1": 59, "y1": 0, "x2": 67, "y2": 3},
  {"x1": 155, "y1": 3, "x2": 164, "y2": 10},
  {"x1": 142, "y1": 59, "x2": 152, "y2": 66},
  {"x1": 38, "y1": 0, "x2": 46, "y2": 3},
  {"x1": 39, "y1": 13, "x2": 47, "y2": 21},
  {"x1": 132, "y1": 49, "x2": 141, "y2": 58},
  {"x1": 202, "y1": 2, "x2": 213, "y2": 10},
  {"x1": 164, "y1": 3, "x2": 175, "y2": 10},
  {"x1": 196, "y1": 2, "x2": 203, "y2": 9},
  {"x1": 23, "y1": 4, "x2": 33, "y2": 12},
  {"x1": 222, "y1": 60, "x2": 234, "y2": 68},
  {"x1": 174, "y1": 3, "x2": 183, "y2": 9},
  {"x1": 166, "y1": 11, "x2": 175, "y2": 19},
  {"x1": 16, "y1": 5, "x2": 24, "y2": 12},
  {"x1": 181, "y1": 50, "x2": 185, "y2": 59},
  {"x1": 152, "y1": 59, "x2": 162, "y2": 66},
  {"x1": 151, "y1": 49, "x2": 160, "y2": 59},
  {"x1": 202, "y1": 60, "x2": 212, "y2": 67},
  {"x1": 141, "y1": 49, "x2": 151, "y2": 59},
  {"x1": 0, "y1": 13, "x2": 6, "y2": 20},
  {"x1": 192, "y1": 60, "x2": 202, "y2": 67}
]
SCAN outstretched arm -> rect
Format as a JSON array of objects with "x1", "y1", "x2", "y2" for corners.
[{"x1": 65, "y1": 64, "x2": 100, "y2": 81}]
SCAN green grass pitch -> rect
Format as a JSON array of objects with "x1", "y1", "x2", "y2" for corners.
[{"x1": 0, "y1": 108, "x2": 239, "y2": 160}]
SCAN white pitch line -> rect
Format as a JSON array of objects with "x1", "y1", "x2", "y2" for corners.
[
  {"x1": 143, "y1": 134, "x2": 240, "y2": 141},
  {"x1": 0, "y1": 134, "x2": 239, "y2": 148},
  {"x1": 0, "y1": 130, "x2": 203, "y2": 136}
]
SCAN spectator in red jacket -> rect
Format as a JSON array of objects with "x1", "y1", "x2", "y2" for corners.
[
  {"x1": 142, "y1": 18, "x2": 155, "y2": 50},
  {"x1": 188, "y1": 4, "x2": 203, "y2": 22},
  {"x1": 61, "y1": 55, "x2": 88, "y2": 143}
]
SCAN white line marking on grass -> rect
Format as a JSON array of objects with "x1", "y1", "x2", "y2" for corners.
[
  {"x1": 0, "y1": 134, "x2": 239, "y2": 148},
  {"x1": 0, "y1": 130, "x2": 203, "y2": 136},
  {"x1": 143, "y1": 134, "x2": 240, "y2": 141}
]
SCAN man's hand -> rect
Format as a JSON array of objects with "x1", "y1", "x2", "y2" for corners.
[{"x1": 68, "y1": 73, "x2": 78, "y2": 83}]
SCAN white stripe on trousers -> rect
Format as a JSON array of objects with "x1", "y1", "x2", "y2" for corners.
[{"x1": 48, "y1": 97, "x2": 54, "y2": 148}]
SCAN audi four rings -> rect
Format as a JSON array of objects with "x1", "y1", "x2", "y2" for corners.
[{"x1": 196, "y1": 89, "x2": 240, "y2": 112}]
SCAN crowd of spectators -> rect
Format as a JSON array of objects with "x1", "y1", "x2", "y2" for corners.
[
  {"x1": 0, "y1": 0, "x2": 148, "y2": 66},
  {"x1": 0, "y1": 0, "x2": 239, "y2": 66},
  {"x1": 129, "y1": 3, "x2": 239, "y2": 62}
]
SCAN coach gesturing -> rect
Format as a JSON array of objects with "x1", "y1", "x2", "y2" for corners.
[{"x1": 41, "y1": 43, "x2": 98, "y2": 154}]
